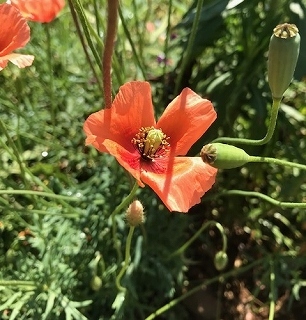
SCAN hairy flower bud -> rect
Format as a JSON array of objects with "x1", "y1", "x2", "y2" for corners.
[
  {"x1": 214, "y1": 251, "x2": 228, "y2": 271},
  {"x1": 200, "y1": 143, "x2": 250, "y2": 169},
  {"x1": 126, "y1": 200, "x2": 145, "y2": 226},
  {"x1": 268, "y1": 23, "x2": 300, "y2": 100}
]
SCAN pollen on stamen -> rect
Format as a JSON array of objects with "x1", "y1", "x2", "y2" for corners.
[{"x1": 132, "y1": 126, "x2": 170, "y2": 161}]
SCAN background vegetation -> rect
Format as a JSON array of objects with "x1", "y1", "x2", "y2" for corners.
[{"x1": 0, "y1": 0, "x2": 306, "y2": 319}]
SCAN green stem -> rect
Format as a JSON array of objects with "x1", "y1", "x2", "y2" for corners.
[
  {"x1": 145, "y1": 257, "x2": 268, "y2": 320},
  {"x1": 70, "y1": 0, "x2": 102, "y2": 70},
  {"x1": 163, "y1": 0, "x2": 172, "y2": 86},
  {"x1": 110, "y1": 182, "x2": 139, "y2": 262},
  {"x1": 0, "y1": 190, "x2": 80, "y2": 202},
  {"x1": 249, "y1": 155, "x2": 306, "y2": 171},
  {"x1": 213, "y1": 99, "x2": 281, "y2": 145},
  {"x1": 0, "y1": 119, "x2": 30, "y2": 190},
  {"x1": 67, "y1": 0, "x2": 103, "y2": 93},
  {"x1": 0, "y1": 119, "x2": 79, "y2": 211},
  {"x1": 45, "y1": 24, "x2": 56, "y2": 129},
  {"x1": 115, "y1": 226, "x2": 135, "y2": 292},
  {"x1": 170, "y1": 221, "x2": 227, "y2": 258},
  {"x1": 269, "y1": 259, "x2": 276, "y2": 320},
  {"x1": 174, "y1": 0, "x2": 204, "y2": 96},
  {"x1": 118, "y1": 6, "x2": 146, "y2": 79},
  {"x1": 220, "y1": 190, "x2": 306, "y2": 208}
]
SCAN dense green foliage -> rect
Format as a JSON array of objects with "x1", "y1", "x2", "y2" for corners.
[{"x1": 1, "y1": 0, "x2": 306, "y2": 319}]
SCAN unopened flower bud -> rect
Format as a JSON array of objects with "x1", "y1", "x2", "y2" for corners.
[
  {"x1": 214, "y1": 251, "x2": 228, "y2": 271},
  {"x1": 90, "y1": 275, "x2": 102, "y2": 291},
  {"x1": 268, "y1": 23, "x2": 300, "y2": 100},
  {"x1": 126, "y1": 200, "x2": 145, "y2": 226},
  {"x1": 200, "y1": 143, "x2": 250, "y2": 169}
]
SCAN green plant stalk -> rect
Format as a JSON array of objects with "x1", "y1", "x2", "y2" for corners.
[
  {"x1": 163, "y1": 0, "x2": 172, "y2": 86},
  {"x1": 45, "y1": 24, "x2": 56, "y2": 129},
  {"x1": 170, "y1": 221, "x2": 227, "y2": 258},
  {"x1": 118, "y1": 6, "x2": 146, "y2": 79},
  {"x1": 145, "y1": 256, "x2": 268, "y2": 320},
  {"x1": 93, "y1": 0, "x2": 101, "y2": 37},
  {"x1": 0, "y1": 119, "x2": 79, "y2": 211},
  {"x1": 115, "y1": 226, "x2": 135, "y2": 292},
  {"x1": 69, "y1": 0, "x2": 102, "y2": 70},
  {"x1": 110, "y1": 181, "x2": 139, "y2": 262},
  {"x1": 67, "y1": 0, "x2": 103, "y2": 93},
  {"x1": 248, "y1": 155, "x2": 306, "y2": 171},
  {"x1": 220, "y1": 190, "x2": 306, "y2": 208},
  {"x1": 174, "y1": 0, "x2": 204, "y2": 96},
  {"x1": 213, "y1": 99, "x2": 281, "y2": 145},
  {"x1": 0, "y1": 119, "x2": 30, "y2": 190},
  {"x1": 0, "y1": 190, "x2": 80, "y2": 202},
  {"x1": 132, "y1": 0, "x2": 143, "y2": 61},
  {"x1": 269, "y1": 259, "x2": 276, "y2": 320}
]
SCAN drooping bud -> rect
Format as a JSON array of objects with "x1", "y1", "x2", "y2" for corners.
[
  {"x1": 268, "y1": 23, "x2": 300, "y2": 101},
  {"x1": 200, "y1": 143, "x2": 250, "y2": 169},
  {"x1": 214, "y1": 251, "x2": 228, "y2": 271},
  {"x1": 126, "y1": 200, "x2": 145, "y2": 227},
  {"x1": 90, "y1": 275, "x2": 102, "y2": 291}
]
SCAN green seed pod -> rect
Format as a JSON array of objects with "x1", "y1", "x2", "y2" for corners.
[
  {"x1": 200, "y1": 143, "x2": 250, "y2": 169},
  {"x1": 214, "y1": 251, "x2": 228, "y2": 271},
  {"x1": 268, "y1": 23, "x2": 300, "y2": 101}
]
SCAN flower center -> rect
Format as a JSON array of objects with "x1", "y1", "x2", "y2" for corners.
[{"x1": 132, "y1": 127, "x2": 170, "y2": 161}]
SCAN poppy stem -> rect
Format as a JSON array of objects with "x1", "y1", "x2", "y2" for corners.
[
  {"x1": 115, "y1": 226, "x2": 135, "y2": 292},
  {"x1": 103, "y1": 0, "x2": 119, "y2": 108},
  {"x1": 269, "y1": 259, "x2": 276, "y2": 320},
  {"x1": 219, "y1": 190, "x2": 306, "y2": 208},
  {"x1": 169, "y1": 221, "x2": 227, "y2": 258},
  {"x1": 248, "y1": 155, "x2": 306, "y2": 171},
  {"x1": 212, "y1": 99, "x2": 281, "y2": 145},
  {"x1": 109, "y1": 181, "x2": 139, "y2": 262},
  {"x1": 145, "y1": 256, "x2": 268, "y2": 320}
]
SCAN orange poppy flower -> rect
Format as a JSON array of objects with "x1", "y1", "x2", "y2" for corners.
[
  {"x1": 8, "y1": 0, "x2": 65, "y2": 23},
  {"x1": 84, "y1": 81, "x2": 218, "y2": 212},
  {"x1": 0, "y1": 3, "x2": 34, "y2": 71}
]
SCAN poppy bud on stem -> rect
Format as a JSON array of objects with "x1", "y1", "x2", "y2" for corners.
[
  {"x1": 126, "y1": 200, "x2": 145, "y2": 227},
  {"x1": 268, "y1": 23, "x2": 300, "y2": 101},
  {"x1": 201, "y1": 143, "x2": 250, "y2": 169},
  {"x1": 214, "y1": 251, "x2": 228, "y2": 271}
]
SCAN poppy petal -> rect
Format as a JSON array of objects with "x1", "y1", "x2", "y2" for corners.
[
  {"x1": 0, "y1": 53, "x2": 34, "y2": 70},
  {"x1": 110, "y1": 81, "x2": 156, "y2": 136},
  {"x1": 103, "y1": 139, "x2": 143, "y2": 184},
  {"x1": 9, "y1": 0, "x2": 65, "y2": 23},
  {"x1": 84, "y1": 81, "x2": 156, "y2": 152},
  {"x1": 140, "y1": 157, "x2": 217, "y2": 212},
  {"x1": 0, "y1": 3, "x2": 30, "y2": 56},
  {"x1": 157, "y1": 88, "x2": 217, "y2": 156}
]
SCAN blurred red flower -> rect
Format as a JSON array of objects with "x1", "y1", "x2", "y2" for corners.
[
  {"x1": 0, "y1": 3, "x2": 34, "y2": 71},
  {"x1": 84, "y1": 81, "x2": 217, "y2": 213},
  {"x1": 8, "y1": 0, "x2": 65, "y2": 23}
]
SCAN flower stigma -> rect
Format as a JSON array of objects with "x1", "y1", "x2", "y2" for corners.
[{"x1": 132, "y1": 126, "x2": 170, "y2": 161}]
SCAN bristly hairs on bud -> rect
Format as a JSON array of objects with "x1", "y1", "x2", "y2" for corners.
[{"x1": 126, "y1": 200, "x2": 145, "y2": 227}]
